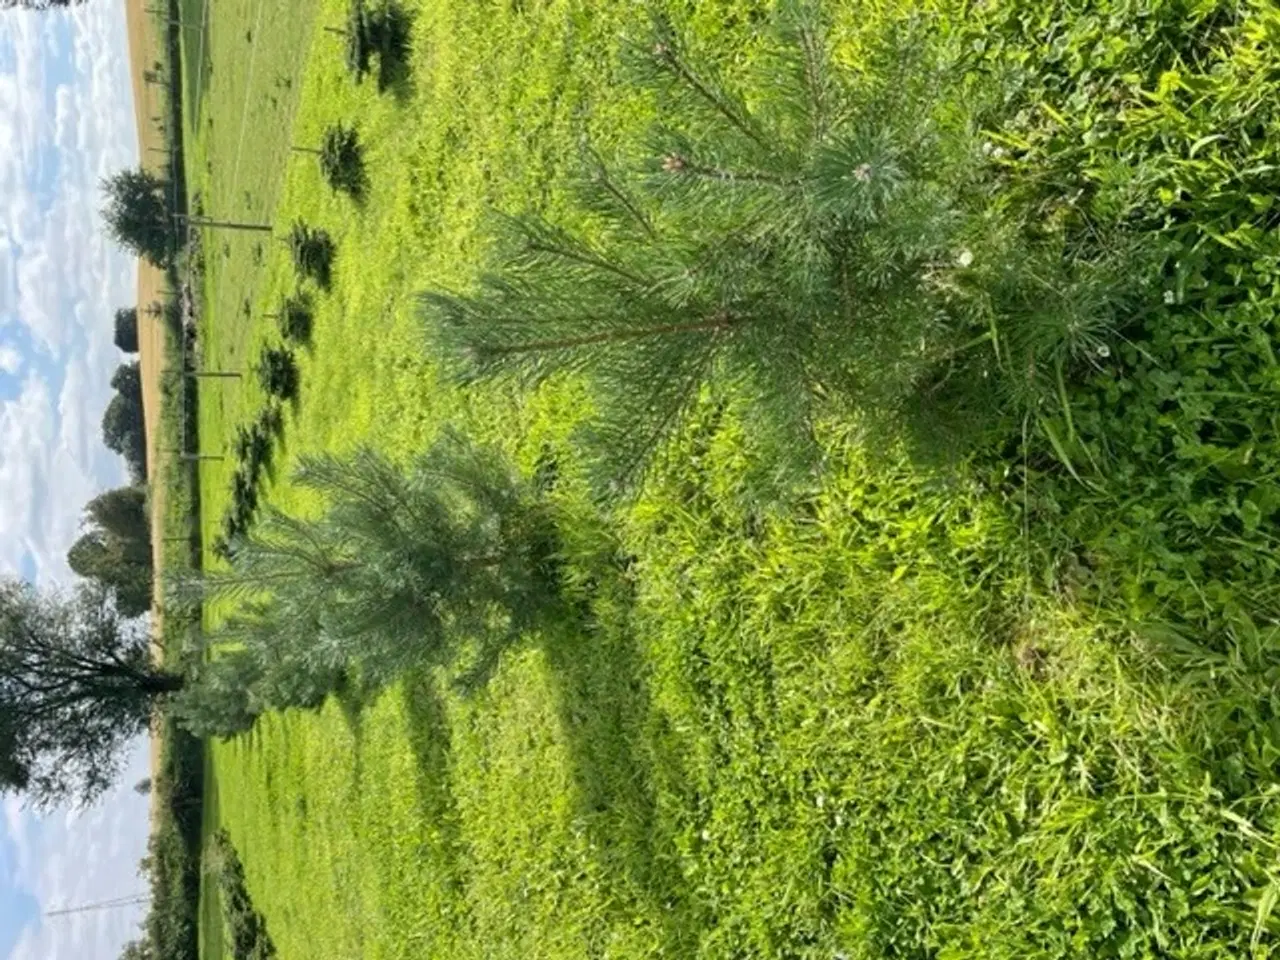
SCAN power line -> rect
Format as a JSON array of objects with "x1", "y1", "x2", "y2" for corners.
[{"x1": 45, "y1": 893, "x2": 150, "y2": 918}]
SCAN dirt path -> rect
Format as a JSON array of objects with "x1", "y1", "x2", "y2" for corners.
[{"x1": 124, "y1": 0, "x2": 173, "y2": 820}]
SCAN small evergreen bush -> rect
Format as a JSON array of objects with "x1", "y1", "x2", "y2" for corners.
[
  {"x1": 207, "y1": 830, "x2": 276, "y2": 960},
  {"x1": 318, "y1": 123, "x2": 366, "y2": 200},
  {"x1": 342, "y1": 0, "x2": 411, "y2": 92},
  {"x1": 274, "y1": 292, "x2": 315, "y2": 345},
  {"x1": 178, "y1": 433, "x2": 560, "y2": 736},
  {"x1": 215, "y1": 405, "x2": 287, "y2": 561},
  {"x1": 256, "y1": 347, "x2": 299, "y2": 400},
  {"x1": 287, "y1": 222, "x2": 335, "y2": 289},
  {"x1": 422, "y1": 4, "x2": 1139, "y2": 496}
]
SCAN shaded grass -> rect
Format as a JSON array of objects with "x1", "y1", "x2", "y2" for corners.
[
  {"x1": 192, "y1": 0, "x2": 1280, "y2": 957},
  {"x1": 147, "y1": 1, "x2": 207, "y2": 951},
  {"x1": 198, "y1": 758, "x2": 224, "y2": 960}
]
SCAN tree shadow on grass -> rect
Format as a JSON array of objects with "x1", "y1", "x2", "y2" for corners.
[
  {"x1": 401, "y1": 669, "x2": 472, "y2": 905},
  {"x1": 538, "y1": 572, "x2": 704, "y2": 954},
  {"x1": 208, "y1": 828, "x2": 278, "y2": 960}
]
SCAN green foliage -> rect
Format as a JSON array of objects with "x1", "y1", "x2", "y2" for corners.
[
  {"x1": 317, "y1": 123, "x2": 366, "y2": 200},
  {"x1": 0, "y1": 578, "x2": 181, "y2": 808},
  {"x1": 101, "y1": 167, "x2": 173, "y2": 267},
  {"x1": 274, "y1": 292, "x2": 314, "y2": 345},
  {"x1": 955, "y1": 1, "x2": 1280, "y2": 636},
  {"x1": 102, "y1": 362, "x2": 148, "y2": 483},
  {"x1": 138, "y1": 711, "x2": 204, "y2": 960},
  {"x1": 342, "y1": 0, "x2": 411, "y2": 92},
  {"x1": 208, "y1": 830, "x2": 277, "y2": 960},
  {"x1": 286, "y1": 221, "x2": 335, "y2": 289},
  {"x1": 179, "y1": 435, "x2": 560, "y2": 736},
  {"x1": 422, "y1": 5, "x2": 1139, "y2": 496},
  {"x1": 255, "y1": 347, "x2": 299, "y2": 400},
  {"x1": 192, "y1": 0, "x2": 1280, "y2": 957},
  {"x1": 117, "y1": 939, "x2": 153, "y2": 960},
  {"x1": 114, "y1": 307, "x2": 140, "y2": 353},
  {"x1": 68, "y1": 486, "x2": 153, "y2": 618},
  {"x1": 213, "y1": 406, "x2": 285, "y2": 561},
  {"x1": 3, "y1": 0, "x2": 79, "y2": 11}
]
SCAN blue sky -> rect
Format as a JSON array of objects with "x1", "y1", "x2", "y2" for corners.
[
  {"x1": 0, "y1": 827, "x2": 38, "y2": 958},
  {"x1": 0, "y1": 0, "x2": 153, "y2": 957}
]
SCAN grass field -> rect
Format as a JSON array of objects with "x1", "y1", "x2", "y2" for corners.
[{"x1": 188, "y1": 1, "x2": 1280, "y2": 958}]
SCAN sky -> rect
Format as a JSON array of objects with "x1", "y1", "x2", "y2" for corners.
[{"x1": 0, "y1": 0, "x2": 152, "y2": 957}]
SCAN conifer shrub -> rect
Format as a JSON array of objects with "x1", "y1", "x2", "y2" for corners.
[
  {"x1": 421, "y1": 4, "x2": 1141, "y2": 496},
  {"x1": 275, "y1": 292, "x2": 315, "y2": 345},
  {"x1": 287, "y1": 222, "x2": 335, "y2": 289},
  {"x1": 207, "y1": 830, "x2": 276, "y2": 960},
  {"x1": 256, "y1": 347, "x2": 299, "y2": 400},
  {"x1": 318, "y1": 123, "x2": 366, "y2": 200},
  {"x1": 178, "y1": 433, "x2": 561, "y2": 736},
  {"x1": 342, "y1": 0, "x2": 411, "y2": 92}
]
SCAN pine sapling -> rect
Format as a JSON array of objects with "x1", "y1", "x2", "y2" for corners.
[
  {"x1": 423, "y1": 4, "x2": 982, "y2": 494},
  {"x1": 256, "y1": 346, "x2": 299, "y2": 400},
  {"x1": 271, "y1": 292, "x2": 315, "y2": 345},
  {"x1": 178, "y1": 434, "x2": 561, "y2": 735},
  {"x1": 295, "y1": 124, "x2": 366, "y2": 200},
  {"x1": 286, "y1": 222, "x2": 336, "y2": 289}
]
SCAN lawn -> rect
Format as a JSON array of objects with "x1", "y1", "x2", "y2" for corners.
[{"x1": 190, "y1": 1, "x2": 1280, "y2": 958}]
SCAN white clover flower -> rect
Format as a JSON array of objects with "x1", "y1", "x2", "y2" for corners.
[
  {"x1": 1097, "y1": 343, "x2": 1111, "y2": 359},
  {"x1": 816, "y1": 793, "x2": 825, "y2": 809},
  {"x1": 1163, "y1": 290, "x2": 1176, "y2": 304},
  {"x1": 956, "y1": 249, "x2": 974, "y2": 268}
]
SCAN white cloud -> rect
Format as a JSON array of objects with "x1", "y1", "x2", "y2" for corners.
[
  {"x1": 0, "y1": 344, "x2": 21, "y2": 375},
  {"x1": 8, "y1": 741, "x2": 151, "y2": 960}
]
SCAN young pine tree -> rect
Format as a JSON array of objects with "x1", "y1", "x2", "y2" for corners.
[
  {"x1": 176, "y1": 433, "x2": 559, "y2": 736},
  {"x1": 422, "y1": 3, "x2": 1140, "y2": 494},
  {"x1": 319, "y1": 124, "x2": 366, "y2": 200},
  {"x1": 423, "y1": 6, "x2": 990, "y2": 493}
]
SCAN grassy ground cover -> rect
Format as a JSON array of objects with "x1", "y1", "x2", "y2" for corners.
[
  {"x1": 191, "y1": 1, "x2": 1280, "y2": 958},
  {"x1": 138, "y1": 1, "x2": 209, "y2": 954}
]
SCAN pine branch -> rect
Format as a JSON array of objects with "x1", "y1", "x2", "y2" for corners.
[
  {"x1": 662, "y1": 154, "x2": 803, "y2": 188},
  {"x1": 474, "y1": 312, "x2": 739, "y2": 356},
  {"x1": 649, "y1": 26, "x2": 768, "y2": 152},
  {"x1": 581, "y1": 147, "x2": 657, "y2": 238}
]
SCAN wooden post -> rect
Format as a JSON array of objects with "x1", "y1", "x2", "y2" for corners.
[
  {"x1": 161, "y1": 369, "x2": 242, "y2": 380},
  {"x1": 185, "y1": 215, "x2": 274, "y2": 233},
  {"x1": 162, "y1": 448, "x2": 226, "y2": 461}
]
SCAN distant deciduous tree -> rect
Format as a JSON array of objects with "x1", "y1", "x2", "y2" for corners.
[
  {"x1": 67, "y1": 486, "x2": 153, "y2": 618},
  {"x1": 0, "y1": 578, "x2": 182, "y2": 809},
  {"x1": 115, "y1": 307, "x2": 140, "y2": 353},
  {"x1": 118, "y1": 938, "x2": 154, "y2": 960},
  {"x1": 102, "y1": 363, "x2": 148, "y2": 483},
  {"x1": 102, "y1": 168, "x2": 172, "y2": 268}
]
